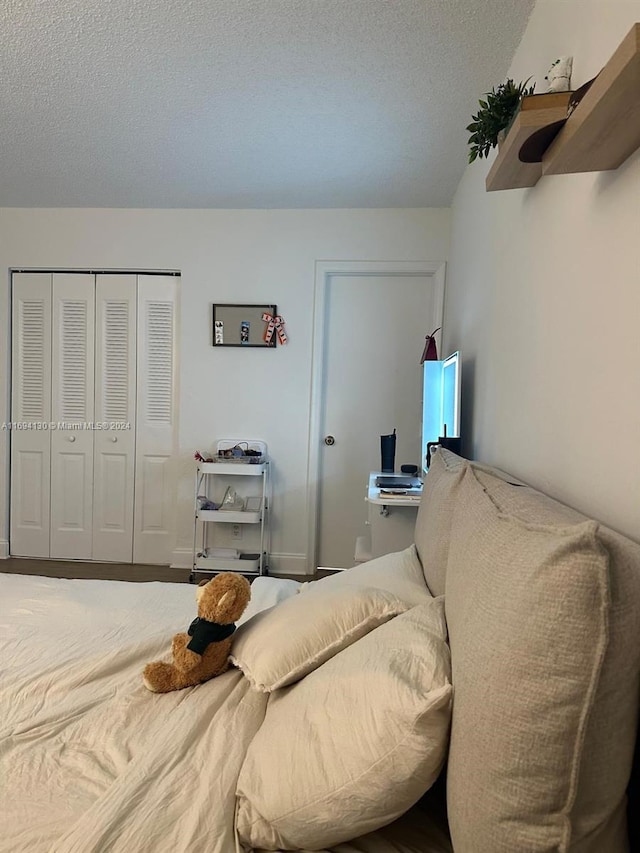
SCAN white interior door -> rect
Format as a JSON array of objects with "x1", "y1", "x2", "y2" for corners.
[
  {"x1": 133, "y1": 275, "x2": 178, "y2": 565},
  {"x1": 92, "y1": 274, "x2": 137, "y2": 562},
  {"x1": 50, "y1": 273, "x2": 95, "y2": 559},
  {"x1": 10, "y1": 273, "x2": 52, "y2": 558},
  {"x1": 316, "y1": 271, "x2": 442, "y2": 569}
]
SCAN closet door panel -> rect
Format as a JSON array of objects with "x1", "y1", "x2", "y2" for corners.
[
  {"x1": 50, "y1": 274, "x2": 95, "y2": 560},
  {"x1": 10, "y1": 273, "x2": 52, "y2": 557},
  {"x1": 93, "y1": 275, "x2": 136, "y2": 562},
  {"x1": 133, "y1": 275, "x2": 178, "y2": 565}
]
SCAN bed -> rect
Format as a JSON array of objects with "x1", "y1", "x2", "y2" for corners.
[
  {"x1": 3, "y1": 447, "x2": 640, "y2": 853},
  {"x1": 1, "y1": 570, "x2": 450, "y2": 853},
  {"x1": 0, "y1": 574, "x2": 290, "y2": 853}
]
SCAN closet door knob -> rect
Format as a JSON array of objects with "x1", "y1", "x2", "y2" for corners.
[{"x1": 324, "y1": 435, "x2": 335, "y2": 446}]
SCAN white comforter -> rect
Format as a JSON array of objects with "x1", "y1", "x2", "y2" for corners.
[
  {"x1": 0, "y1": 573, "x2": 296, "y2": 853},
  {"x1": 1, "y1": 572, "x2": 452, "y2": 853}
]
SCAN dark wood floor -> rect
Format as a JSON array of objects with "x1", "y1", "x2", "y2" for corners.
[{"x1": 0, "y1": 558, "x2": 317, "y2": 584}]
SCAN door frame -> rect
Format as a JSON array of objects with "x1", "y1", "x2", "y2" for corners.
[{"x1": 306, "y1": 260, "x2": 446, "y2": 572}]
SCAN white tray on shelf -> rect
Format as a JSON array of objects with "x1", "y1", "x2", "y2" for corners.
[
  {"x1": 195, "y1": 554, "x2": 261, "y2": 572},
  {"x1": 197, "y1": 509, "x2": 261, "y2": 524},
  {"x1": 198, "y1": 461, "x2": 267, "y2": 475}
]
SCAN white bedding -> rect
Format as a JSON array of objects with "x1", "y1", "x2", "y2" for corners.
[
  {"x1": 1, "y1": 569, "x2": 451, "y2": 853},
  {"x1": 0, "y1": 572, "x2": 297, "y2": 853}
]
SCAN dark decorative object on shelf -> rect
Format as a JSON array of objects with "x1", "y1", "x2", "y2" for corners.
[
  {"x1": 518, "y1": 80, "x2": 596, "y2": 163},
  {"x1": 467, "y1": 78, "x2": 536, "y2": 163},
  {"x1": 420, "y1": 327, "x2": 441, "y2": 363}
]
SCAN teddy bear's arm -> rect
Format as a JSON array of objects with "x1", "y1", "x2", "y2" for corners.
[{"x1": 172, "y1": 632, "x2": 202, "y2": 672}]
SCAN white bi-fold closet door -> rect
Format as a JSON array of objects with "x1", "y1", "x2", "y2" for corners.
[{"x1": 10, "y1": 271, "x2": 178, "y2": 564}]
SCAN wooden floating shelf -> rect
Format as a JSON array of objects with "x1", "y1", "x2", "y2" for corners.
[
  {"x1": 544, "y1": 23, "x2": 640, "y2": 175},
  {"x1": 486, "y1": 96, "x2": 572, "y2": 191},
  {"x1": 486, "y1": 22, "x2": 640, "y2": 191}
]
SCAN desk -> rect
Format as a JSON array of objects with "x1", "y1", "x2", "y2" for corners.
[
  {"x1": 360, "y1": 472, "x2": 422, "y2": 561},
  {"x1": 367, "y1": 471, "x2": 423, "y2": 509}
]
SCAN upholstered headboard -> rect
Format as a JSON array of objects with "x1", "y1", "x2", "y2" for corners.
[{"x1": 415, "y1": 448, "x2": 640, "y2": 852}]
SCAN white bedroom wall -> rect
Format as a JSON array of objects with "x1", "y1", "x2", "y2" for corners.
[
  {"x1": 444, "y1": 0, "x2": 640, "y2": 541},
  {"x1": 0, "y1": 207, "x2": 451, "y2": 571}
]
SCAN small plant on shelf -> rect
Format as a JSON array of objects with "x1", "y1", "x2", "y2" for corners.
[{"x1": 466, "y1": 78, "x2": 535, "y2": 163}]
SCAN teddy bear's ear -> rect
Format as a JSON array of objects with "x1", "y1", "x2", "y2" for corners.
[{"x1": 217, "y1": 590, "x2": 235, "y2": 611}]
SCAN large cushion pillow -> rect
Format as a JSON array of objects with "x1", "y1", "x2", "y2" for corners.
[
  {"x1": 303, "y1": 544, "x2": 432, "y2": 606},
  {"x1": 236, "y1": 598, "x2": 453, "y2": 850},
  {"x1": 230, "y1": 584, "x2": 407, "y2": 691},
  {"x1": 444, "y1": 465, "x2": 612, "y2": 853},
  {"x1": 414, "y1": 447, "x2": 467, "y2": 595},
  {"x1": 453, "y1": 466, "x2": 640, "y2": 851}
]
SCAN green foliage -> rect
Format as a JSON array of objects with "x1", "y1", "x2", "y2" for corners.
[{"x1": 466, "y1": 78, "x2": 535, "y2": 163}]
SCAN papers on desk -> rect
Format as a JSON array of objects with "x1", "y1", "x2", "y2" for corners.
[
  {"x1": 375, "y1": 476, "x2": 422, "y2": 489},
  {"x1": 367, "y1": 472, "x2": 423, "y2": 507},
  {"x1": 379, "y1": 489, "x2": 422, "y2": 501}
]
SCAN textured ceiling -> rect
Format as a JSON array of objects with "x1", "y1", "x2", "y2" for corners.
[{"x1": 0, "y1": 0, "x2": 535, "y2": 208}]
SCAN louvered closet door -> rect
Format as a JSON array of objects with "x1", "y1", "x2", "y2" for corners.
[
  {"x1": 50, "y1": 274, "x2": 95, "y2": 559},
  {"x1": 93, "y1": 275, "x2": 136, "y2": 562},
  {"x1": 10, "y1": 273, "x2": 52, "y2": 557},
  {"x1": 133, "y1": 275, "x2": 178, "y2": 564}
]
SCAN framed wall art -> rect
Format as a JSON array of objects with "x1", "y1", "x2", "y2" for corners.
[{"x1": 212, "y1": 303, "x2": 277, "y2": 347}]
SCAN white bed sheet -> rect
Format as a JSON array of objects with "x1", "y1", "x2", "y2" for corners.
[{"x1": 0, "y1": 572, "x2": 299, "y2": 853}]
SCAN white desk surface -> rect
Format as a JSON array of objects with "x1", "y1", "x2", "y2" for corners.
[{"x1": 366, "y1": 471, "x2": 423, "y2": 507}]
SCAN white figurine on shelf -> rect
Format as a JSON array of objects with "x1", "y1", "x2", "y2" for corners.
[{"x1": 545, "y1": 56, "x2": 573, "y2": 92}]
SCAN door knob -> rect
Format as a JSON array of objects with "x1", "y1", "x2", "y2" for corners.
[
  {"x1": 324, "y1": 435, "x2": 335, "y2": 446},
  {"x1": 111, "y1": 436, "x2": 118, "y2": 443},
  {"x1": 67, "y1": 435, "x2": 76, "y2": 443}
]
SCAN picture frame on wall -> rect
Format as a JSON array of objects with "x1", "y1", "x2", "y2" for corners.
[{"x1": 212, "y1": 303, "x2": 277, "y2": 347}]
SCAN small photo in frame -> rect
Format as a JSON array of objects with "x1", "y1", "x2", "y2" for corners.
[{"x1": 212, "y1": 304, "x2": 278, "y2": 348}]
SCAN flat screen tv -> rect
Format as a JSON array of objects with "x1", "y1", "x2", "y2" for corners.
[
  {"x1": 441, "y1": 351, "x2": 461, "y2": 438},
  {"x1": 421, "y1": 351, "x2": 461, "y2": 473}
]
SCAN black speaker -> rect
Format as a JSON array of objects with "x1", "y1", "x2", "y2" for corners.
[
  {"x1": 380, "y1": 431, "x2": 396, "y2": 473},
  {"x1": 426, "y1": 436, "x2": 462, "y2": 468}
]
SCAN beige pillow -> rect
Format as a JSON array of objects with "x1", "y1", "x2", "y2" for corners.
[
  {"x1": 236, "y1": 599, "x2": 453, "y2": 850},
  {"x1": 304, "y1": 544, "x2": 432, "y2": 606},
  {"x1": 230, "y1": 584, "x2": 408, "y2": 691},
  {"x1": 414, "y1": 448, "x2": 467, "y2": 596},
  {"x1": 444, "y1": 465, "x2": 610, "y2": 853}
]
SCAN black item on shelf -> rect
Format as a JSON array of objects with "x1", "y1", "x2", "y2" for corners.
[
  {"x1": 375, "y1": 476, "x2": 420, "y2": 489},
  {"x1": 426, "y1": 437, "x2": 462, "y2": 468},
  {"x1": 380, "y1": 429, "x2": 396, "y2": 473},
  {"x1": 401, "y1": 464, "x2": 419, "y2": 475}
]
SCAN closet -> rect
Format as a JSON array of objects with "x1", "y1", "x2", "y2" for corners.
[{"x1": 10, "y1": 271, "x2": 179, "y2": 565}]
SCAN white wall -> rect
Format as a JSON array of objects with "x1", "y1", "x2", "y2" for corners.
[
  {"x1": 444, "y1": 0, "x2": 640, "y2": 541},
  {"x1": 0, "y1": 208, "x2": 451, "y2": 571}
]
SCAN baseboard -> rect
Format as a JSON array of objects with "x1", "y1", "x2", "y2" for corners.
[
  {"x1": 267, "y1": 553, "x2": 308, "y2": 576},
  {"x1": 0, "y1": 540, "x2": 9, "y2": 559},
  {"x1": 171, "y1": 547, "x2": 193, "y2": 569},
  {"x1": 171, "y1": 549, "x2": 309, "y2": 576}
]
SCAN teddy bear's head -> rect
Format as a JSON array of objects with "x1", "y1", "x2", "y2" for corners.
[{"x1": 196, "y1": 573, "x2": 251, "y2": 624}]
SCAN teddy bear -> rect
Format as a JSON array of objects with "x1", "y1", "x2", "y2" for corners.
[{"x1": 143, "y1": 572, "x2": 251, "y2": 693}]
